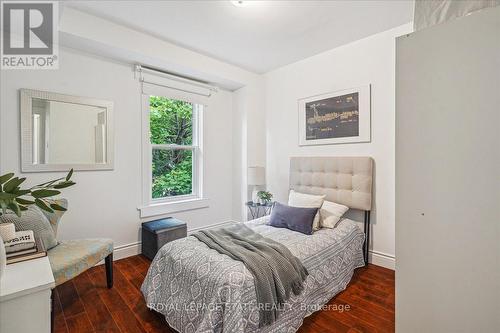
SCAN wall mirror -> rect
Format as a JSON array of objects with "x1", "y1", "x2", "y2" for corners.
[{"x1": 20, "y1": 89, "x2": 114, "y2": 172}]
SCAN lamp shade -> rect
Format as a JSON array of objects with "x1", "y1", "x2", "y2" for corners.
[{"x1": 248, "y1": 166, "x2": 265, "y2": 185}]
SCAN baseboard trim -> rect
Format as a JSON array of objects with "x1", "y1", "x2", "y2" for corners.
[
  {"x1": 114, "y1": 241, "x2": 142, "y2": 260},
  {"x1": 101, "y1": 221, "x2": 396, "y2": 271},
  {"x1": 95, "y1": 241, "x2": 141, "y2": 265},
  {"x1": 97, "y1": 220, "x2": 236, "y2": 265},
  {"x1": 369, "y1": 250, "x2": 395, "y2": 270}
]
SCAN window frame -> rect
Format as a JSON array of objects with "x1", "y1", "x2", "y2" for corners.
[{"x1": 140, "y1": 93, "x2": 204, "y2": 210}]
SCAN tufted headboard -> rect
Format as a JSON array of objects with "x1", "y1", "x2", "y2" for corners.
[{"x1": 289, "y1": 156, "x2": 373, "y2": 211}]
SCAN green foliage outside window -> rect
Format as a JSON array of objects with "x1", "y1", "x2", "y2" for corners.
[{"x1": 150, "y1": 96, "x2": 194, "y2": 199}]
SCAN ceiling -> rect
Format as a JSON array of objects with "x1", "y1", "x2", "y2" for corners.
[{"x1": 65, "y1": 0, "x2": 414, "y2": 74}]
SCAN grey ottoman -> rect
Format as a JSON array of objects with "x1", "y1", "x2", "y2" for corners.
[{"x1": 141, "y1": 218, "x2": 187, "y2": 260}]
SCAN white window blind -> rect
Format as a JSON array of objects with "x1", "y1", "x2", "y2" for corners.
[{"x1": 136, "y1": 65, "x2": 216, "y2": 105}]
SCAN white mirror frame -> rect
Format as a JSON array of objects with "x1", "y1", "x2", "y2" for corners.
[{"x1": 20, "y1": 89, "x2": 114, "y2": 172}]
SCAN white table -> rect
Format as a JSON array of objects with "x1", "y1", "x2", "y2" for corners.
[{"x1": 0, "y1": 257, "x2": 55, "y2": 333}]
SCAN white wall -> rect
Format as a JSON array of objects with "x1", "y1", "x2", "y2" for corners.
[
  {"x1": 0, "y1": 48, "x2": 235, "y2": 257},
  {"x1": 263, "y1": 23, "x2": 413, "y2": 269},
  {"x1": 59, "y1": 7, "x2": 257, "y2": 91},
  {"x1": 396, "y1": 7, "x2": 500, "y2": 332},
  {"x1": 232, "y1": 81, "x2": 266, "y2": 222}
]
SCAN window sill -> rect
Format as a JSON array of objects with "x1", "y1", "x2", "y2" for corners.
[{"x1": 138, "y1": 198, "x2": 209, "y2": 218}]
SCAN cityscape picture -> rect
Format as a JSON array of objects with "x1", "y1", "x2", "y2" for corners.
[
  {"x1": 298, "y1": 85, "x2": 371, "y2": 146},
  {"x1": 305, "y1": 92, "x2": 359, "y2": 140}
]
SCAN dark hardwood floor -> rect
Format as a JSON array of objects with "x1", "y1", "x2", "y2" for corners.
[{"x1": 53, "y1": 255, "x2": 395, "y2": 333}]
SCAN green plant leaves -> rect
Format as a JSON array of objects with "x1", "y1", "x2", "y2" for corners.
[
  {"x1": 50, "y1": 203, "x2": 67, "y2": 211},
  {"x1": 7, "y1": 201, "x2": 21, "y2": 217},
  {"x1": 31, "y1": 189, "x2": 61, "y2": 198},
  {"x1": 35, "y1": 199, "x2": 54, "y2": 213},
  {"x1": 152, "y1": 149, "x2": 193, "y2": 198},
  {"x1": 13, "y1": 189, "x2": 30, "y2": 197},
  {"x1": 53, "y1": 181, "x2": 76, "y2": 189},
  {"x1": 66, "y1": 168, "x2": 74, "y2": 181},
  {"x1": 3, "y1": 177, "x2": 26, "y2": 192},
  {"x1": 15, "y1": 197, "x2": 35, "y2": 205},
  {"x1": 0, "y1": 200, "x2": 7, "y2": 214},
  {"x1": 0, "y1": 169, "x2": 75, "y2": 216},
  {"x1": 0, "y1": 192, "x2": 17, "y2": 200},
  {"x1": 257, "y1": 191, "x2": 273, "y2": 201},
  {"x1": 0, "y1": 173, "x2": 14, "y2": 184}
]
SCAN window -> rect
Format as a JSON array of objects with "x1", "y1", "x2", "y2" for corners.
[
  {"x1": 138, "y1": 65, "x2": 213, "y2": 217},
  {"x1": 146, "y1": 95, "x2": 202, "y2": 202}
]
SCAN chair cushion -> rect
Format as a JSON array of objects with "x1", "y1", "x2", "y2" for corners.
[
  {"x1": 39, "y1": 198, "x2": 68, "y2": 236},
  {"x1": 48, "y1": 238, "x2": 113, "y2": 286}
]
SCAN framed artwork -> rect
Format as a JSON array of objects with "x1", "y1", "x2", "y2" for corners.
[{"x1": 298, "y1": 85, "x2": 371, "y2": 146}]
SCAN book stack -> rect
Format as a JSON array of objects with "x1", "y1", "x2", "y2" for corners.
[{"x1": 3, "y1": 230, "x2": 47, "y2": 264}]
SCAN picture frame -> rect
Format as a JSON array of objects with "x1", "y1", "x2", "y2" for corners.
[{"x1": 298, "y1": 85, "x2": 371, "y2": 146}]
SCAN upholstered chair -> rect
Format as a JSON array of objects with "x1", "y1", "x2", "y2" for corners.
[
  {"x1": 41, "y1": 199, "x2": 114, "y2": 332},
  {"x1": 41, "y1": 199, "x2": 114, "y2": 288},
  {"x1": 0, "y1": 198, "x2": 114, "y2": 332}
]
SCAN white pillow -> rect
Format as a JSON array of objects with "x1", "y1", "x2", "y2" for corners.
[
  {"x1": 288, "y1": 190, "x2": 325, "y2": 231},
  {"x1": 320, "y1": 200, "x2": 349, "y2": 228}
]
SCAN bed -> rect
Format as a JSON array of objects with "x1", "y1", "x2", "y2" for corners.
[{"x1": 141, "y1": 156, "x2": 373, "y2": 333}]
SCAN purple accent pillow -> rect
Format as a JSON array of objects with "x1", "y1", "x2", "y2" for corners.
[{"x1": 268, "y1": 202, "x2": 318, "y2": 235}]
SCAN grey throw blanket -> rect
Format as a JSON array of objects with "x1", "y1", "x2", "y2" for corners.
[{"x1": 192, "y1": 224, "x2": 308, "y2": 327}]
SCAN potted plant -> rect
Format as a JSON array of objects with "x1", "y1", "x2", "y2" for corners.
[
  {"x1": 0, "y1": 169, "x2": 75, "y2": 279},
  {"x1": 257, "y1": 191, "x2": 273, "y2": 205}
]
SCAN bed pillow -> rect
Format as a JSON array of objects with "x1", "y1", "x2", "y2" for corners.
[
  {"x1": 320, "y1": 200, "x2": 349, "y2": 228},
  {"x1": 268, "y1": 202, "x2": 318, "y2": 235},
  {"x1": 288, "y1": 190, "x2": 325, "y2": 231}
]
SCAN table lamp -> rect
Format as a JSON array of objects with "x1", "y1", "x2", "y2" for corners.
[{"x1": 247, "y1": 166, "x2": 265, "y2": 203}]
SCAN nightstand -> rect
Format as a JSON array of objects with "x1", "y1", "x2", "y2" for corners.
[
  {"x1": 245, "y1": 201, "x2": 275, "y2": 220},
  {"x1": 0, "y1": 257, "x2": 55, "y2": 333}
]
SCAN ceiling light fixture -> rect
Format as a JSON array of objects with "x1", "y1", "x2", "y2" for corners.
[{"x1": 231, "y1": 0, "x2": 247, "y2": 7}]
